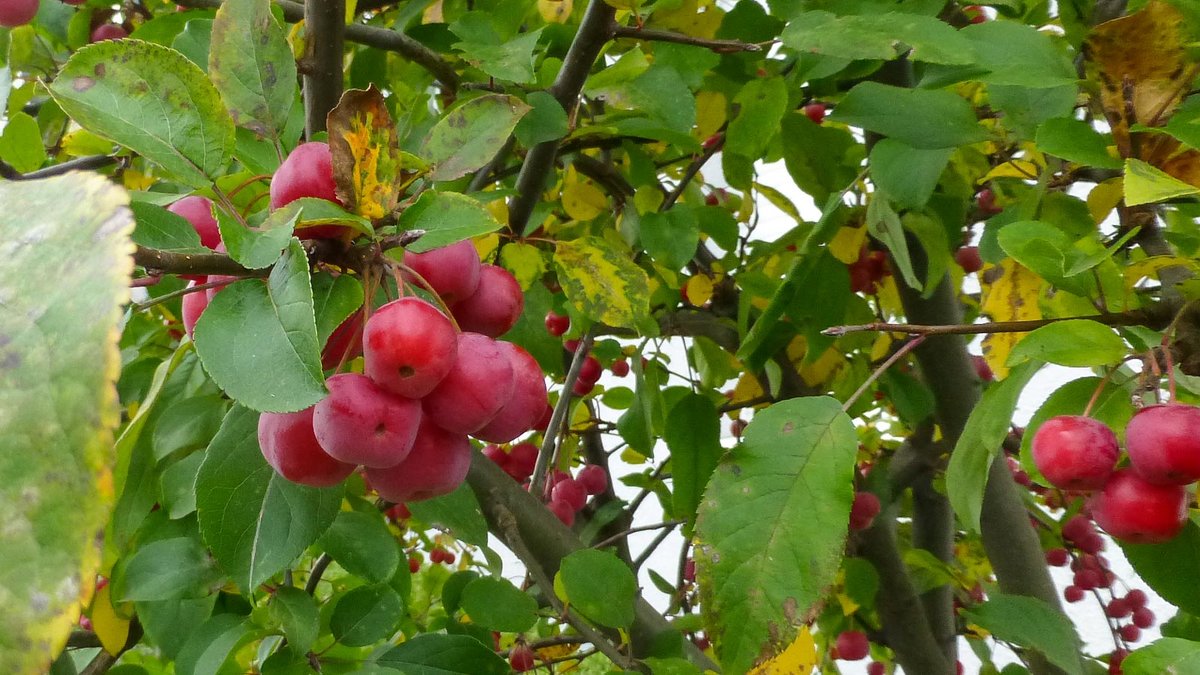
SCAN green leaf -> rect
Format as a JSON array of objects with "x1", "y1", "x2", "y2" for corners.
[
  {"x1": 153, "y1": 395, "x2": 227, "y2": 459},
  {"x1": 396, "y1": 191, "x2": 503, "y2": 253},
  {"x1": 193, "y1": 239, "x2": 326, "y2": 413},
  {"x1": 830, "y1": 82, "x2": 990, "y2": 149},
  {"x1": 617, "y1": 358, "x2": 665, "y2": 455},
  {"x1": 196, "y1": 406, "x2": 344, "y2": 591},
  {"x1": 175, "y1": 614, "x2": 253, "y2": 675},
  {"x1": 208, "y1": 0, "x2": 296, "y2": 141},
  {"x1": 1123, "y1": 637, "x2": 1200, "y2": 674},
  {"x1": 116, "y1": 537, "x2": 224, "y2": 602},
  {"x1": 960, "y1": 594, "x2": 1083, "y2": 675},
  {"x1": 320, "y1": 510, "x2": 401, "y2": 583},
  {"x1": 407, "y1": 480, "x2": 490, "y2": 546},
  {"x1": 723, "y1": 77, "x2": 788, "y2": 189},
  {"x1": 557, "y1": 549, "x2": 638, "y2": 628},
  {"x1": 173, "y1": 19, "x2": 213, "y2": 71},
  {"x1": 136, "y1": 596, "x2": 216, "y2": 660},
  {"x1": 781, "y1": 11, "x2": 975, "y2": 64},
  {"x1": 780, "y1": 113, "x2": 861, "y2": 204},
  {"x1": 514, "y1": 91, "x2": 568, "y2": 147},
  {"x1": 0, "y1": 173, "x2": 132, "y2": 675},
  {"x1": 946, "y1": 361, "x2": 1040, "y2": 533},
  {"x1": 869, "y1": 138, "x2": 952, "y2": 209},
  {"x1": 996, "y1": 220, "x2": 1091, "y2": 294},
  {"x1": 665, "y1": 394, "x2": 724, "y2": 536},
  {"x1": 459, "y1": 577, "x2": 539, "y2": 632},
  {"x1": 1125, "y1": 158, "x2": 1200, "y2": 206},
  {"x1": 0, "y1": 111, "x2": 46, "y2": 172},
  {"x1": 961, "y1": 21, "x2": 1078, "y2": 88},
  {"x1": 452, "y1": 28, "x2": 542, "y2": 84},
  {"x1": 160, "y1": 452, "x2": 205, "y2": 519},
  {"x1": 554, "y1": 236, "x2": 654, "y2": 331},
  {"x1": 376, "y1": 634, "x2": 509, "y2": 675},
  {"x1": 48, "y1": 40, "x2": 234, "y2": 188},
  {"x1": 1123, "y1": 521, "x2": 1200, "y2": 619},
  {"x1": 1035, "y1": 118, "x2": 1122, "y2": 169},
  {"x1": 131, "y1": 202, "x2": 205, "y2": 252},
  {"x1": 640, "y1": 208, "x2": 700, "y2": 271},
  {"x1": 422, "y1": 94, "x2": 531, "y2": 182},
  {"x1": 312, "y1": 272, "x2": 365, "y2": 345},
  {"x1": 694, "y1": 397, "x2": 858, "y2": 674},
  {"x1": 331, "y1": 585, "x2": 405, "y2": 647},
  {"x1": 1008, "y1": 320, "x2": 1127, "y2": 368},
  {"x1": 216, "y1": 207, "x2": 297, "y2": 270},
  {"x1": 269, "y1": 586, "x2": 320, "y2": 655},
  {"x1": 867, "y1": 196, "x2": 921, "y2": 291}
]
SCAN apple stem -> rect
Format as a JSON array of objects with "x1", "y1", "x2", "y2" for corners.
[
  {"x1": 387, "y1": 259, "x2": 462, "y2": 332},
  {"x1": 842, "y1": 335, "x2": 926, "y2": 412}
]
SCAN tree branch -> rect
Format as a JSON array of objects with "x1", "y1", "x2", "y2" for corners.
[
  {"x1": 612, "y1": 24, "x2": 765, "y2": 53},
  {"x1": 134, "y1": 247, "x2": 259, "y2": 277},
  {"x1": 303, "y1": 0, "x2": 345, "y2": 137},
  {"x1": 531, "y1": 331, "x2": 595, "y2": 497},
  {"x1": 507, "y1": 0, "x2": 616, "y2": 233},
  {"x1": 2, "y1": 154, "x2": 117, "y2": 180},
  {"x1": 823, "y1": 305, "x2": 1175, "y2": 337}
]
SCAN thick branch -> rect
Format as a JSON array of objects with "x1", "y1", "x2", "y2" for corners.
[
  {"x1": 466, "y1": 453, "x2": 720, "y2": 671},
  {"x1": 303, "y1": 0, "x2": 345, "y2": 137},
  {"x1": 508, "y1": 0, "x2": 616, "y2": 233},
  {"x1": 134, "y1": 247, "x2": 259, "y2": 277},
  {"x1": 612, "y1": 24, "x2": 765, "y2": 53},
  {"x1": 176, "y1": 0, "x2": 459, "y2": 92}
]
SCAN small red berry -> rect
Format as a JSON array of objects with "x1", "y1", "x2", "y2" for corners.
[
  {"x1": 977, "y1": 188, "x2": 1002, "y2": 215},
  {"x1": 867, "y1": 663, "x2": 886, "y2": 675},
  {"x1": 552, "y1": 478, "x2": 588, "y2": 511},
  {"x1": 1106, "y1": 598, "x2": 1131, "y2": 618},
  {"x1": 1064, "y1": 586, "x2": 1085, "y2": 603},
  {"x1": 1045, "y1": 548, "x2": 1069, "y2": 566},
  {"x1": 577, "y1": 464, "x2": 608, "y2": 495},
  {"x1": 1132, "y1": 607, "x2": 1155, "y2": 629},
  {"x1": 1125, "y1": 589, "x2": 1148, "y2": 609},
  {"x1": 1119, "y1": 624, "x2": 1141, "y2": 643},
  {"x1": 610, "y1": 359, "x2": 630, "y2": 377},
  {"x1": 955, "y1": 246, "x2": 983, "y2": 274},
  {"x1": 510, "y1": 644, "x2": 535, "y2": 672},
  {"x1": 731, "y1": 419, "x2": 748, "y2": 438},
  {"x1": 545, "y1": 311, "x2": 570, "y2": 337},
  {"x1": 803, "y1": 102, "x2": 827, "y2": 125},
  {"x1": 578, "y1": 355, "x2": 602, "y2": 384},
  {"x1": 849, "y1": 492, "x2": 882, "y2": 531},
  {"x1": 684, "y1": 558, "x2": 696, "y2": 583},
  {"x1": 835, "y1": 631, "x2": 869, "y2": 661},
  {"x1": 572, "y1": 378, "x2": 595, "y2": 397},
  {"x1": 408, "y1": 557, "x2": 420, "y2": 573}
]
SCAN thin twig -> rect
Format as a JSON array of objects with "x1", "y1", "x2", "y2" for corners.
[
  {"x1": 592, "y1": 520, "x2": 683, "y2": 550},
  {"x1": 304, "y1": 553, "x2": 333, "y2": 595},
  {"x1": 632, "y1": 521, "x2": 681, "y2": 571},
  {"x1": 843, "y1": 336, "x2": 926, "y2": 412},
  {"x1": 612, "y1": 24, "x2": 766, "y2": 52},
  {"x1": 531, "y1": 331, "x2": 595, "y2": 497},
  {"x1": 823, "y1": 309, "x2": 1171, "y2": 337},
  {"x1": 4, "y1": 154, "x2": 117, "y2": 180}
]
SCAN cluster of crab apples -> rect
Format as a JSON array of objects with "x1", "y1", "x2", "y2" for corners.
[{"x1": 1031, "y1": 403, "x2": 1200, "y2": 544}]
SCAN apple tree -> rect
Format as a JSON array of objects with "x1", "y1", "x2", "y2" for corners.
[{"x1": 5, "y1": 0, "x2": 1200, "y2": 673}]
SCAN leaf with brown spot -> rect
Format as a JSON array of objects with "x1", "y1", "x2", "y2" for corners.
[
  {"x1": 980, "y1": 259, "x2": 1044, "y2": 380},
  {"x1": 327, "y1": 86, "x2": 409, "y2": 221},
  {"x1": 209, "y1": 0, "x2": 297, "y2": 143}
]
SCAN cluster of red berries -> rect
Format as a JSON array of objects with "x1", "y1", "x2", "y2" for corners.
[
  {"x1": 1032, "y1": 403, "x2": 1200, "y2": 544},
  {"x1": 848, "y1": 246, "x2": 890, "y2": 295},
  {"x1": 1050, "y1": 515, "x2": 1156, "y2": 640},
  {"x1": 544, "y1": 311, "x2": 630, "y2": 395},
  {"x1": 482, "y1": 443, "x2": 610, "y2": 527}
]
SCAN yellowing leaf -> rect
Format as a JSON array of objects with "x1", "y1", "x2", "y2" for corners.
[
  {"x1": 982, "y1": 159, "x2": 1041, "y2": 182},
  {"x1": 648, "y1": 0, "x2": 723, "y2": 39},
  {"x1": 90, "y1": 584, "x2": 130, "y2": 655},
  {"x1": 836, "y1": 592, "x2": 860, "y2": 616},
  {"x1": 695, "y1": 91, "x2": 727, "y2": 141},
  {"x1": 538, "y1": 0, "x2": 573, "y2": 22},
  {"x1": 869, "y1": 334, "x2": 893, "y2": 361},
  {"x1": 828, "y1": 226, "x2": 868, "y2": 264},
  {"x1": 536, "y1": 641, "x2": 579, "y2": 660},
  {"x1": 732, "y1": 372, "x2": 766, "y2": 408},
  {"x1": 685, "y1": 274, "x2": 715, "y2": 306},
  {"x1": 485, "y1": 194, "x2": 509, "y2": 224},
  {"x1": 1124, "y1": 157, "x2": 1200, "y2": 205},
  {"x1": 747, "y1": 627, "x2": 817, "y2": 675},
  {"x1": 562, "y1": 180, "x2": 609, "y2": 221},
  {"x1": 499, "y1": 242, "x2": 546, "y2": 290},
  {"x1": 473, "y1": 232, "x2": 500, "y2": 261},
  {"x1": 328, "y1": 85, "x2": 405, "y2": 220},
  {"x1": 980, "y1": 260, "x2": 1043, "y2": 379},
  {"x1": 620, "y1": 447, "x2": 649, "y2": 464},
  {"x1": 1087, "y1": 178, "x2": 1124, "y2": 224},
  {"x1": 554, "y1": 237, "x2": 653, "y2": 330},
  {"x1": 799, "y1": 347, "x2": 844, "y2": 387},
  {"x1": 61, "y1": 129, "x2": 114, "y2": 157},
  {"x1": 1125, "y1": 255, "x2": 1198, "y2": 290},
  {"x1": 122, "y1": 169, "x2": 155, "y2": 191}
]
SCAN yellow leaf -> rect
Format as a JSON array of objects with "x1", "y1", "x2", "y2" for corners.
[
  {"x1": 1087, "y1": 178, "x2": 1124, "y2": 224},
  {"x1": 122, "y1": 169, "x2": 154, "y2": 191},
  {"x1": 537, "y1": 641, "x2": 579, "y2": 660},
  {"x1": 964, "y1": 622, "x2": 990, "y2": 640},
  {"x1": 747, "y1": 626, "x2": 817, "y2": 675},
  {"x1": 1125, "y1": 255, "x2": 1198, "y2": 289},
  {"x1": 828, "y1": 225, "x2": 868, "y2": 264},
  {"x1": 422, "y1": 0, "x2": 444, "y2": 22},
  {"x1": 732, "y1": 371, "x2": 766, "y2": 407},
  {"x1": 90, "y1": 585, "x2": 130, "y2": 656},
  {"x1": 685, "y1": 274, "x2": 714, "y2": 306},
  {"x1": 620, "y1": 447, "x2": 648, "y2": 464},
  {"x1": 869, "y1": 334, "x2": 892, "y2": 361},
  {"x1": 979, "y1": 260, "x2": 1043, "y2": 380},
  {"x1": 799, "y1": 347, "x2": 844, "y2": 387},
  {"x1": 649, "y1": 0, "x2": 723, "y2": 39},
  {"x1": 500, "y1": 242, "x2": 546, "y2": 290},
  {"x1": 695, "y1": 91, "x2": 726, "y2": 141},
  {"x1": 473, "y1": 233, "x2": 499, "y2": 261},
  {"x1": 327, "y1": 85, "x2": 405, "y2": 219},
  {"x1": 538, "y1": 0, "x2": 573, "y2": 23},
  {"x1": 836, "y1": 592, "x2": 860, "y2": 616},
  {"x1": 61, "y1": 129, "x2": 114, "y2": 157},
  {"x1": 981, "y1": 159, "x2": 1041, "y2": 182},
  {"x1": 562, "y1": 181, "x2": 609, "y2": 221},
  {"x1": 634, "y1": 185, "x2": 663, "y2": 215}
]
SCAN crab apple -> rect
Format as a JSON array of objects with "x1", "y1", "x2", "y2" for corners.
[
  {"x1": 610, "y1": 359, "x2": 630, "y2": 377},
  {"x1": 408, "y1": 557, "x2": 420, "y2": 573},
  {"x1": 1045, "y1": 548, "x2": 1069, "y2": 566},
  {"x1": 849, "y1": 491, "x2": 881, "y2": 530},
  {"x1": 482, "y1": 444, "x2": 510, "y2": 468},
  {"x1": 474, "y1": 342, "x2": 549, "y2": 443},
  {"x1": 258, "y1": 407, "x2": 356, "y2": 488},
  {"x1": 385, "y1": 503, "x2": 410, "y2": 521},
  {"x1": 1063, "y1": 585, "x2": 1085, "y2": 603},
  {"x1": 270, "y1": 142, "x2": 348, "y2": 238},
  {"x1": 803, "y1": 102, "x2": 827, "y2": 125},
  {"x1": 168, "y1": 195, "x2": 221, "y2": 250},
  {"x1": 451, "y1": 264, "x2": 524, "y2": 338},
  {"x1": 577, "y1": 464, "x2": 608, "y2": 495},
  {"x1": 552, "y1": 478, "x2": 588, "y2": 511},
  {"x1": 572, "y1": 378, "x2": 595, "y2": 397},
  {"x1": 90, "y1": 23, "x2": 127, "y2": 41},
  {"x1": 972, "y1": 355, "x2": 994, "y2": 382},
  {"x1": 506, "y1": 442, "x2": 539, "y2": 481},
  {"x1": 1132, "y1": 607, "x2": 1155, "y2": 629},
  {"x1": 1062, "y1": 514, "x2": 1096, "y2": 543},
  {"x1": 1090, "y1": 469, "x2": 1189, "y2": 544},
  {"x1": 1031, "y1": 416, "x2": 1120, "y2": 490},
  {"x1": 577, "y1": 355, "x2": 602, "y2": 385},
  {"x1": 835, "y1": 631, "x2": 869, "y2": 661},
  {"x1": 0, "y1": 0, "x2": 38, "y2": 26},
  {"x1": 867, "y1": 664, "x2": 886, "y2": 675},
  {"x1": 955, "y1": 246, "x2": 983, "y2": 274},
  {"x1": 545, "y1": 310, "x2": 570, "y2": 337},
  {"x1": 1126, "y1": 589, "x2": 1148, "y2": 609},
  {"x1": 1126, "y1": 404, "x2": 1200, "y2": 485},
  {"x1": 548, "y1": 498, "x2": 576, "y2": 526},
  {"x1": 363, "y1": 298, "x2": 457, "y2": 399},
  {"x1": 181, "y1": 281, "x2": 208, "y2": 339},
  {"x1": 1120, "y1": 624, "x2": 1141, "y2": 643},
  {"x1": 964, "y1": 4, "x2": 987, "y2": 23},
  {"x1": 321, "y1": 311, "x2": 365, "y2": 371},
  {"x1": 313, "y1": 373, "x2": 422, "y2": 468},
  {"x1": 976, "y1": 188, "x2": 1002, "y2": 215},
  {"x1": 423, "y1": 332, "x2": 515, "y2": 434},
  {"x1": 365, "y1": 419, "x2": 471, "y2": 502},
  {"x1": 403, "y1": 240, "x2": 482, "y2": 305},
  {"x1": 510, "y1": 644, "x2": 536, "y2": 672}
]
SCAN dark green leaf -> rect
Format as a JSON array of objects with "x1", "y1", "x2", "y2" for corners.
[
  {"x1": 160, "y1": 451, "x2": 205, "y2": 519},
  {"x1": 1123, "y1": 521, "x2": 1200, "y2": 619},
  {"x1": 1124, "y1": 638, "x2": 1200, "y2": 675},
  {"x1": 1008, "y1": 320, "x2": 1127, "y2": 368},
  {"x1": 557, "y1": 549, "x2": 638, "y2": 628},
  {"x1": 723, "y1": 77, "x2": 787, "y2": 189},
  {"x1": 269, "y1": 586, "x2": 320, "y2": 655},
  {"x1": 396, "y1": 191, "x2": 503, "y2": 253},
  {"x1": 175, "y1": 614, "x2": 253, "y2": 675},
  {"x1": 514, "y1": 91, "x2": 568, "y2": 147},
  {"x1": 153, "y1": 395, "x2": 226, "y2": 459},
  {"x1": 116, "y1": 537, "x2": 223, "y2": 601},
  {"x1": 960, "y1": 594, "x2": 1083, "y2": 675},
  {"x1": 782, "y1": 11, "x2": 975, "y2": 64},
  {"x1": 193, "y1": 240, "x2": 326, "y2": 413},
  {"x1": 312, "y1": 272, "x2": 364, "y2": 346},
  {"x1": 376, "y1": 634, "x2": 509, "y2": 675},
  {"x1": 321, "y1": 510, "x2": 401, "y2": 583},
  {"x1": 867, "y1": 196, "x2": 921, "y2": 291},
  {"x1": 331, "y1": 585, "x2": 405, "y2": 647},
  {"x1": 1036, "y1": 118, "x2": 1122, "y2": 169},
  {"x1": 136, "y1": 596, "x2": 216, "y2": 660},
  {"x1": 407, "y1": 480, "x2": 490, "y2": 546},
  {"x1": 962, "y1": 20, "x2": 1077, "y2": 88},
  {"x1": 215, "y1": 207, "x2": 297, "y2": 270},
  {"x1": 0, "y1": 112, "x2": 46, "y2": 172},
  {"x1": 131, "y1": 202, "x2": 205, "y2": 252},
  {"x1": 641, "y1": 208, "x2": 700, "y2": 271},
  {"x1": 665, "y1": 394, "x2": 724, "y2": 536},
  {"x1": 422, "y1": 94, "x2": 531, "y2": 181},
  {"x1": 869, "y1": 139, "x2": 953, "y2": 209},
  {"x1": 459, "y1": 577, "x2": 539, "y2": 632},
  {"x1": 831, "y1": 82, "x2": 990, "y2": 149},
  {"x1": 48, "y1": 40, "x2": 234, "y2": 187},
  {"x1": 452, "y1": 28, "x2": 542, "y2": 84},
  {"x1": 694, "y1": 397, "x2": 858, "y2": 674},
  {"x1": 780, "y1": 114, "x2": 862, "y2": 204},
  {"x1": 196, "y1": 406, "x2": 344, "y2": 591},
  {"x1": 208, "y1": 0, "x2": 296, "y2": 141}
]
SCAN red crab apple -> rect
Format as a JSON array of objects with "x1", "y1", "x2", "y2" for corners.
[
  {"x1": 269, "y1": 141, "x2": 347, "y2": 239},
  {"x1": 548, "y1": 499, "x2": 575, "y2": 526},
  {"x1": 1089, "y1": 468, "x2": 1189, "y2": 544},
  {"x1": 258, "y1": 406, "x2": 356, "y2": 488},
  {"x1": 1126, "y1": 404, "x2": 1200, "y2": 485},
  {"x1": 474, "y1": 342, "x2": 549, "y2": 443},
  {"x1": 90, "y1": 23, "x2": 127, "y2": 41},
  {"x1": 545, "y1": 310, "x2": 570, "y2": 337},
  {"x1": 423, "y1": 332, "x2": 515, "y2": 434},
  {"x1": 1031, "y1": 415, "x2": 1120, "y2": 490},
  {"x1": 955, "y1": 246, "x2": 983, "y2": 274},
  {"x1": 0, "y1": 0, "x2": 38, "y2": 26},
  {"x1": 505, "y1": 442, "x2": 539, "y2": 481},
  {"x1": 803, "y1": 102, "x2": 827, "y2": 125},
  {"x1": 849, "y1": 491, "x2": 881, "y2": 530},
  {"x1": 181, "y1": 281, "x2": 208, "y2": 339},
  {"x1": 365, "y1": 419, "x2": 471, "y2": 502},
  {"x1": 451, "y1": 264, "x2": 524, "y2": 338},
  {"x1": 551, "y1": 478, "x2": 588, "y2": 511},
  {"x1": 168, "y1": 195, "x2": 222, "y2": 250},
  {"x1": 313, "y1": 373, "x2": 422, "y2": 468},
  {"x1": 835, "y1": 631, "x2": 870, "y2": 661},
  {"x1": 363, "y1": 297, "x2": 458, "y2": 398},
  {"x1": 509, "y1": 644, "x2": 535, "y2": 672},
  {"x1": 577, "y1": 464, "x2": 608, "y2": 495},
  {"x1": 402, "y1": 240, "x2": 482, "y2": 305}
]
